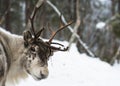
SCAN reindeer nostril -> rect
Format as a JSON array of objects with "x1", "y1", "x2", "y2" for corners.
[
  {"x1": 41, "y1": 73, "x2": 46, "y2": 79},
  {"x1": 40, "y1": 72, "x2": 47, "y2": 79}
]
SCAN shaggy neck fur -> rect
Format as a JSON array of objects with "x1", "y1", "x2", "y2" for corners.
[{"x1": 0, "y1": 28, "x2": 28, "y2": 85}]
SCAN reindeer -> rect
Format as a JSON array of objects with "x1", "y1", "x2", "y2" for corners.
[{"x1": 0, "y1": 1, "x2": 72, "y2": 86}]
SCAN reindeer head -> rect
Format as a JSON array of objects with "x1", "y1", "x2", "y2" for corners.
[{"x1": 22, "y1": 1, "x2": 72, "y2": 80}]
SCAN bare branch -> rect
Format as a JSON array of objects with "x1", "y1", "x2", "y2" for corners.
[
  {"x1": 68, "y1": 0, "x2": 81, "y2": 49},
  {"x1": 0, "y1": 11, "x2": 8, "y2": 25}
]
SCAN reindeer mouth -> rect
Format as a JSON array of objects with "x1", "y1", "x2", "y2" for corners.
[
  {"x1": 33, "y1": 74, "x2": 47, "y2": 81},
  {"x1": 26, "y1": 69, "x2": 47, "y2": 80}
]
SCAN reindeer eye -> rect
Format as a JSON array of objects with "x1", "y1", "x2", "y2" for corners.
[{"x1": 31, "y1": 47, "x2": 35, "y2": 52}]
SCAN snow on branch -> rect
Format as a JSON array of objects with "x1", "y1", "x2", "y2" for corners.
[{"x1": 46, "y1": 0, "x2": 95, "y2": 57}]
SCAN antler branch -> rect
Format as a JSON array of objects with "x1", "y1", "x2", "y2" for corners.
[
  {"x1": 48, "y1": 21, "x2": 73, "y2": 43},
  {"x1": 44, "y1": 42, "x2": 69, "y2": 51},
  {"x1": 46, "y1": 0, "x2": 95, "y2": 56},
  {"x1": 29, "y1": 0, "x2": 45, "y2": 37},
  {"x1": 25, "y1": 0, "x2": 73, "y2": 52}
]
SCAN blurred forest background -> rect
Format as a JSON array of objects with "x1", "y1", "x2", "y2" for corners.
[{"x1": 0, "y1": 0, "x2": 120, "y2": 65}]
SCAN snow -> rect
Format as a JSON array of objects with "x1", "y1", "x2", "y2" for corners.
[
  {"x1": 99, "y1": 0, "x2": 111, "y2": 5},
  {"x1": 96, "y1": 22, "x2": 106, "y2": 30},
  {"x1": 15, "y1": 41, "x2": 120, "y2": 86},
  {"x1": 99, "y1": 0, "x2": 106, "y2": 2}
]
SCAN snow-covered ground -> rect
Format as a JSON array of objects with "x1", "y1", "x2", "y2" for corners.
[{"x1": 16, "y1": 41, "x2": 120, "y2": 86}]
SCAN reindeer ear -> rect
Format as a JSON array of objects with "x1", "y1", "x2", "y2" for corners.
[{"x1": 23, "y1": 31, "x2": 32, "y2": 46}]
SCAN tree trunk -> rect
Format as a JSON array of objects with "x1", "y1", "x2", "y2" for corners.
[
  {"x1": 118, "y1": 0, "x2": 120, "y2": 14},
  {"x1": 4, "y1": 0, "x2": 11, "y2": 31},
  {"x1": 25, "y1": 0, "x2": 31, "y2": 24},
  {"x1": 111, "y1": 0, "x2": 115, "y2": 15}
]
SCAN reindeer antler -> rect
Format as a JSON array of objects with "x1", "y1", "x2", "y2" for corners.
[
  {"x1": 44, "y1": 15, "x2": 73, "y2": 51},
  {"x1": 46, "y1": 20, "x2": 73, "y2": 51},
  {"x1": 28, "y1": 0, "x2": 73, "y2": 51},
  {"x1": 48, "y1": 21, "x2": 73, "y2": 43},
  {"x1": 29, "y1": 0, "x2": 44, "y2": 38}
]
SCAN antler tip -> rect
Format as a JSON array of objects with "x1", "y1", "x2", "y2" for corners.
[{"x1": 64, "y1": 46, "x2": 69, "y2": 51}]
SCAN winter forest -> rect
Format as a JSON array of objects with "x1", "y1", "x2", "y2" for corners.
[
  {"x1": 1, "y1": 0, "x2": 120, "y2": 86},
  {"x1": 1, "y1": 0, "x2": 120, "y2": 65}
]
